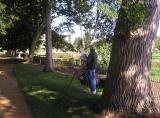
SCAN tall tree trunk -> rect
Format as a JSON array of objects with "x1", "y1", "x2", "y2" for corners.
[
  {"x1": 91, "y1": 1, "x2": 100, "y2": 41},
  {"x1": 102, "y1": 0, "x2": 160, "y2": 114},
  {"x1": 45, "y1": 0, "x2": 54, "y2": 72},
  {"x1": 80, "y1": 22, "x2": 85, "y2": 48}
]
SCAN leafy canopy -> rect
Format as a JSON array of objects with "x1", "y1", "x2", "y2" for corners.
[
  {"x1": 121, "y1": 1, "x2": 146, "y2": 31},
  {"x1": 0, "y1": 1, "x2": 18, "y2": 35}
]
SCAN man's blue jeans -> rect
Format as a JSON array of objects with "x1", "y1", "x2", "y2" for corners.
[{"x1": 87, "y1": 69, "x2": 96, "y2": 92}]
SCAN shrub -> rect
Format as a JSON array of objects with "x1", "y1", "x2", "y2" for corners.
[{"x1": 96, "y1": 42, "x2": 111, "y2": 74}]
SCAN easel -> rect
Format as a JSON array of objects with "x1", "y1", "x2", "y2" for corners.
[{"x1": 67, "y1": 67, "x2": 89, "y2": 90}]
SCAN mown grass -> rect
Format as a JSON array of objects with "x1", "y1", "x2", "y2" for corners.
[
  {"x1": 151, "y1": 51, "x2": 160, "y2": 81},
  {"x1": 11, "y1": 51, "x2": 160, "y2": 118},
  {"x1": 151, "y1": 63, "x2": 160, "y2": 81},
  {"x1": 13, "y1": 64, "x2": 101, "y2": 118}
]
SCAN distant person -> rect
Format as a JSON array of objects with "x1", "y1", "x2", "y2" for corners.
[{"x1": 87, "y1": 44, "x2": 97, "y2": 94}]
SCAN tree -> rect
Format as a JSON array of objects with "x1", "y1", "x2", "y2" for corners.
[
  {"x1": 52, "y1": 31, "x2": 74, "y2": 51},
  {"x1": 0, "y1": 2, "x2": 7, "y2": 35},
  {"x1": 54, "y1": 0, "x2": 92, "y2": 48},
  {"x1": 2, "y1": 20, "x2": 33, "y2": 52},
  {"x1": 0, "y1": 1, "x2": 18, "y2": 36},
  {"x1": 95, "y1": 40, "x2": 111, "y2": 69},
  {"x1": 0, "y1": 0, "x2": 45, "y2": 53},
  {"x1": 83, "y1": 0, "x2": 120, "y2": 42},
  {"x1": 44, "y1": 0, "x2": 91, "y2": 71},
  {"x1": 102, "y1": 0, "x2": 160, "y2": 114},
  {"x1": 44, "y1": 0, "x2": 54, "y2": 72}
]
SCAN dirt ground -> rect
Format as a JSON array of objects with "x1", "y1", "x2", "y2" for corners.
[{"x1": 0, "y1": 57, "x2": 33, "y2": 118}]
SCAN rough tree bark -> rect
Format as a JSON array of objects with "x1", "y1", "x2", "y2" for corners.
[
  {"x1": 102, "y1": 0, "x2": 160, "y2": 114},
  {"x1": 45, "y1": 0, "x2": 54, "y2": 71}
]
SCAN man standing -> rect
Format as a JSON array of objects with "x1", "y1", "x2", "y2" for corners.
[{"x1": 87, "y1": 45, "x2": 97, "y2": 94}]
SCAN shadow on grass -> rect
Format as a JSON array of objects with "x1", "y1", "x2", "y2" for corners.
[
  {"x1": 13, "y1": 64, "x2": 101, "y2": 118},
  {"x1": 25, "y1": 85, "x2": 98, "y2": 118}
]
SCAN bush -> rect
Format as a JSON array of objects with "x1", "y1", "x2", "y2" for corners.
[{"x1": 96, "y1": 42, "x2": 111, "y2": 74}]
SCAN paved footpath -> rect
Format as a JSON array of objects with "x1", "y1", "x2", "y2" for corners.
[{"x1": 0, "y1": 59, "x2": 33, "y2": 118}]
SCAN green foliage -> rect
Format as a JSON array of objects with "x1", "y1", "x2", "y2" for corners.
[
  {"x1": 83, "y1": 0, "x2": 121, "y2": 41},
  {"x1": 116, "y1": 0, "x2": 122, "y2": 5},
  {"x1": 99, "y1": 3, "x2": 118, "y2": 19},
  {"x1": 0, "y1": 2, "x2": 5, "y2": 11},
  {"x1": 96, "y1": 41, "x2": 111, "y2": 70},
  {"x1": 2, "y1": 20, "x2": 34, "y2": 51},
  {"x1": 73, "y1": 37, "x2": 83, "y2": 51},
  {"x1": 83, "y1": 34, "x2": 91, "y2": 48},
  {"x1": 73, "y1": 35, "x2": 91, "y2": 51},
  {"x1": 57, "y1": 0, "x2": 92, "y2": 26},
  {"x1": 0, "y1": 0, "x2": 45, "y2": 51},
  {"x1": 122, "y1": 1, "x2": 146, "y2": 30},
  {"x1": 52, "y1": 31, "x2": 75, "y2": 51},
  {"x1": 0, "y1": 2, "x2": 6, "y2": 35},
  {"x1": 0, "y1": 0, "x2": 121, "y2": 52},
  {"x1": 0, "y1": 2, "x2": 18, "y2": 35},
  {"x1": 1, "y1": 0, "x2": 92, "y2": 52}
]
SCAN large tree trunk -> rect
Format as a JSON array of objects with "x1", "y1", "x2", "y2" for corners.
[
  {"x1": 45, "y1": 0, "x2": 54, "y2": 72},
  {"x1": 102, "y1": 0, "x2": 160, "y2": 114},
  {"x1": 80, "y1": 22, "x2": 85, "y2": 48},
  {"x1": 91, "y1": 1, "x2": 100, "y2": 41}
]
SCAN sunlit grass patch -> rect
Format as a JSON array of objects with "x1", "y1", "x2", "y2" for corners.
[
  {"x1": 151, "y1": 63, "x2": 160, "y2": 81},
  {"x1": 151, "y1": 51, "x2": 160, "y2": 81}
]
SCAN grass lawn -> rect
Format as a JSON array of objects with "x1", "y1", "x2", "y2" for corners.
[
  {"x1": 12, "y1": 51, "x2": 160, "y2": 118},
  {"x1": 13, "y1": 64, "x2": 101, "y2": 118},
  {"x1": 151, "y1": 63, "x2": 160, "y2": 81},
  {"x1": 151, "y1": 51, "x2": 160, "y2": 81}
]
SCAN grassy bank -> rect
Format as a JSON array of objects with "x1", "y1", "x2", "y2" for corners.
[{"x1": 13, "y1": 64, "x2": 100, "y2": 118}]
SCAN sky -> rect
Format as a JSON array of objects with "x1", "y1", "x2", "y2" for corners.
[
  {"x1": 53, "y1": 17, "x2": 160, "y2": 37},
  {"x1": 72, "y1": 21, "x2": 160, "y2": 37},
  {"x1": 52, "y1": 17, "x2": 84, "y2": 38}
]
